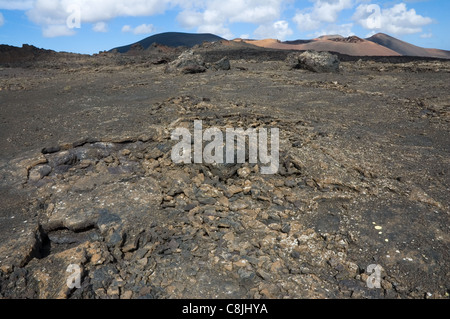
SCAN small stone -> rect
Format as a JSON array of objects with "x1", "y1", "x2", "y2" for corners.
[
  {"x1": 0, "y1": 264, "x2": 12, "y2": 274},
  {"x1": 290, "y1": 251, "x2": 300, "y2": 259},
  {"x1": 217, "y1": 222, "x2": 230, "y2": 228},
  {"x1": 381, "y1": 280, "x2": 392, "y2": 290},
  {"x1": 137, "y1": 257, "x2": 148, "y2": 267},
  {"x1": 223, "y1": 232, "x2": 235, "y2": 242},
  {"x1": 120, "y1": 149, "x2": 131, "y2": 156},
  {"x1": 300, "y1": 266, "x2": 311, "y2": 274},
  {"x1": 273, "y1": 179, "x2": 285, "y2": 187},
  {"x1": 182, "y1": 65, "x2": 206, "y2": 74},
  {"x1": 91, "y1": 253, "x2": 104, "y2": 265},
  {"x1": 145, "y1": 148, "x2": 163, "y2": 160},
  {"x1": 268, "y1": 223, "x2": 281, "y2": 231},
  {"x1": 212, "y1": 57, "x2": 231, "y2": 70},
  {"x1": 360, "y1": 273, "x2": 369, "y2": 282},
  {"x1": 234, "y1": 259, "x2": 249, "y2": 267},
  {"x1": 122, "y1": 242, "x2": 138, "y2": 253},
  {"x1": 134, "y1": 248, "x2": 149, "y2": 260},
  {"x1": 284, "y1": 179, "x2": 297, "y2": 187},
  {"x1": 243, "y1": 180, "x2": 252, "y2": 193},
  {"x1": 107, "y1": 230, "x2": 124, "y2": 248},
  {"x1": 183, "y1": 203, "x2": 197, "y2": 211},
  {"x1": 103, "y1": 156, "x2": 114, "y2": 163},
  {"x1": 166, "y1": 285, "x2": 176, "y2": 295},
  {"x1": 121, "y1": 290, "x2": 133, "y2": 299},
  {"x1": 198, "y1": 197, "x2": 216, "y2": 205},
  {"x1": 138, "y1": 134, "x2": 152, "y2": 143},
  {"x1": 107, "y1": 286, "x2": 120, "y2": 297},
  {"x1": 238, "y1": 268, "x2": 255, "y2": 281},
  {"x1": 28, "y1": 165, "x2": 52, "y2": 182},
  {"x1": 256, "y1": 269, "x2": 272, "y2": 280},
  {"x1": 224, "y1": 185, "x2": 243, "y2": 198},
  {"x1": 257, "y1": 196, "x2": 271, "y2": 202},
  {"x1": 95, "y1": 288, "x2": 107, "y2": 298},
  {"x1": 281, "y1": 223, "x2": 291, "y2": 234},
  {"x1": 78, "y1": 160, "x2": 93, "y2": 169},
  {"x1": 168, "y1": 239, "x2": 179, "y2": 250},
  {"x1": 223, "y1": 262, "x2": 233, "y2": 272},
  {"x1": 217, "y1": 196, "x2": 229, "y2": 207},
  {"x1": 229, "y1": 200, "x2": 249, "y2": 211},
  {"x1": 259, "y1": 289, "x2": 274, "y2": 299},
  {"x1": 42, "y1": 146, "x2": 61, "y2": 154},
  {"x1": 270, "y1": 260, "x2": 284, "y2": 272},
  {"x1": 237, "y1": 167, "x2": 251, "y2": 178},
  {"x1": 346, "y1": 262, "x2": 359, "y2": 275}
]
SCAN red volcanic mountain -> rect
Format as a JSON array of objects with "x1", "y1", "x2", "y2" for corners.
[{"x1": 239, "y1": 33, "x2": 450, "y2": 59}]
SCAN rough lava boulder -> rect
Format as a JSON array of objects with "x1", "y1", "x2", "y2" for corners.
[
  {"x1": 165, "y1": 50, "x2": 207, "y2": 74},
  {"x1": 287, "y1": 50, "x2": 340, "y2": 73}
]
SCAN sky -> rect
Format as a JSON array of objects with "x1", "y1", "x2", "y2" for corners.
[{"x1": 0, "y1": 0, "x2": 448, "y2": 54}]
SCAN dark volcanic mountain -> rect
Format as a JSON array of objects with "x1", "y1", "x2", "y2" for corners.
[
  {"x1": 111, "y1": 32, "x2": 225, "y2": 53},
  {"x1": 366, "y1": 33, "x2": 450, "y2": 59}
]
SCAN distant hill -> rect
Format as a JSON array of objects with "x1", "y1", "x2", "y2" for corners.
[
  {"x1": 366, "y1": 33, "x2": 450, "y2": 59},
  {"x1": 240, "y1": 33, "x2": 450, "y2": 59},
  {"x1": 242, "y1": 37, "x2": 401, "y2": 57},
  {"x1": 317, "y1": 35, "x2": 344, "y2": 40},
  {"x1": 111, "y1": 32, "x2": 225, "y2": 53},
  {"x1": 283, "y1": 39, "x2": 314, "y2": 45},
  {"x1": 0, "y1": 44, "x2": 59, "y2": 64}
]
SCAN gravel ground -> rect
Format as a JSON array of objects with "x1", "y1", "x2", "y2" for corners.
[{"x1": 0, "y1": 47, "x2": 449, "y2": 299}]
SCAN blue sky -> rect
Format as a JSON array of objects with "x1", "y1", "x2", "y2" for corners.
[{"x1": 0, "y1": 0, "x2": 448, "y2": 54}]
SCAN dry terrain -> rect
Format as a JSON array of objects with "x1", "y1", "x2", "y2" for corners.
[{"x1": 0, "y1": 45, "x2": 449, "y2": 299}]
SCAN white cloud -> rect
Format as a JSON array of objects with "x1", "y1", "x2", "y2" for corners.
[
  {"x1": 254, "y1": 20, "x2": 293, "y2": 40},
  {"x1": 92, "y1": 22, "x2": 107, "y2": 33},
  {"x1": 197, "y1": 23, "x2": 234, "y2": 39},
  {"x1": 1, "y1": 1, "x2": 282, "y2": 39},
  {"x1": 177, "y1": 10, "x2": 203, "y2": 29},
  {"x1": 122, "y1": 25, "x2": 132, "y2": 33},
  {"x1": 26, "y1": 1, "x2": 75, "y2": 26},
  {"x1": 293, "y1": 12, "x2": 321, "y2": 31},
  {"x1": 177, "y1": 0, "x2": 283, "y2": 25},
  {"x1": 177, "y1": 9, "x2": 233, "y2": 38},
  {"x1": 314, "y1": 0, "x2": 353, "y2": 23},
  {"x1": 122, "y1": 23, "x2": 155, "y2": 35},
  {"x1": 220, "y1": 0, "x2": 282, "y2": 24},
  {"x1": 0, "y1": 12, "x2": 4, "y2": 27},
  {"x1": 293, "y1": 0, "x2": 353, "y2": 31},
  {"x1": 198, "y1": 24, "x2": 233, "y2": 39},
  {"x1": 42, "y1": 24, "x2": 76, "y2": 38},
  {"x1": 133, "y1": 23, "x2": 155, "y2": 35},
  {"x1": 27, "y1": 0, "x2": 168, "y2": 25},
  {"x1": 0, "y1": 0, "x2": 436, "y2": 41},
  {"x1": 0, "y1": 0, "x2": 33, "y2": 10},
  {"x1": 176, "y1": 0, "x2": 285, "y2": 39},
  {"x1": 353, "y1": 3, "x2": 433, "y2": 35}
]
